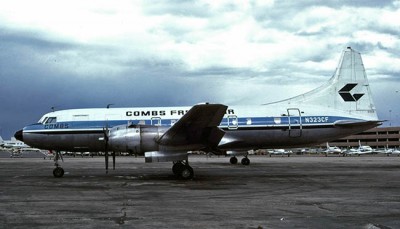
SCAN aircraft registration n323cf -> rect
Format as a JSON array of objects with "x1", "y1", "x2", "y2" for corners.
[{"x1": 15, "y1": 47, "x2": 381, "y2": 179}]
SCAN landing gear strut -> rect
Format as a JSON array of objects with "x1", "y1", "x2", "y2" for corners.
[
  {"x1": 53, "y1": 151, "x2": 64, "y2": 178},
  {"x1": 172, "y1": 160, "x2": 194, "y2": 180}
]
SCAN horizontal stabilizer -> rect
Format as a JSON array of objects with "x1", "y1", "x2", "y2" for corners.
[{"x1": 334, "y1": 120, "x2": 383, "y2": 128}]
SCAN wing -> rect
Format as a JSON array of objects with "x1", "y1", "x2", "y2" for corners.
[{"x1": 157, "y1": 103, "x2": 228, "y2": 148}]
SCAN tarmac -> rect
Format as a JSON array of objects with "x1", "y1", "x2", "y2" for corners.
[{"x1": 1, "y1": 152, "x2": 400, "y2": 228}]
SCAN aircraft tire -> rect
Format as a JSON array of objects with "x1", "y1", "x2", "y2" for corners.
[
  {"x1": 241, "y1": 157, "x2": 250, "y2": 165},
  {"x1": 53, "y1": 167, "x2": 64, "y2": 178},
  {"x1": 180, "y1": 165, "x2": 194, "y2": 180},
  {"x1": 230, "y1": 157, "x2": 238, "y2": 164},
  {"x1": 172, "y1": 162, "x2": 185, "y2": 176}
]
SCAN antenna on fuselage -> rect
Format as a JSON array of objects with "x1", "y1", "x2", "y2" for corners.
[
  {"x1": 107, "y1": 104, "x2": 114, "y2": 109},
  {"x1": 51, "y1": 107, "x2": 56, "y2": 112}
]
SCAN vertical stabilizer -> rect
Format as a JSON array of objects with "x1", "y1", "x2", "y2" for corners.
[{"x1": 266, "y1": 47, "x2": 378, "y2": 120}]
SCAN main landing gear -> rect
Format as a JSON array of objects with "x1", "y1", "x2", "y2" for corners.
[
  {"x1": 53, "y1": 151, "x2": 65, "y2": 178},
  {"x1": 229, "y1": 156, "x2": 251, "y2": 165},
  {"x1": 172, "y1": 160, "x2": 194, "y2": 180}
]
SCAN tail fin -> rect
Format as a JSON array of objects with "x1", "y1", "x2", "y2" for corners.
[
  {"x1": 265, "y1": 47, "x2": 378, "y2": 120},
  {"x1": 0, "y1": 136, "x2": 3, "y2": 142}
]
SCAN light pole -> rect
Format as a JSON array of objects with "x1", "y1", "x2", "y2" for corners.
[{"x1": 389, "y1": 110, "x2": 392, "y2": 126}]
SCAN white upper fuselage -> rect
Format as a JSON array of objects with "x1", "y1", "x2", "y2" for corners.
[{"x1": 26, "y1": 103, "x2": 367, "y2": 135}]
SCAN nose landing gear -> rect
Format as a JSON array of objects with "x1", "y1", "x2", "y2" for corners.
[
  {"x1": 53, "y1": 166, "x2": 64, "y2": 178},
  {"x1": 53, "y1": 151, "x2": 65, "y2": 178}
]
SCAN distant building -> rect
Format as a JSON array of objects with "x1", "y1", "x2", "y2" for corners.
[{"x1": 328, "y1": 126, "x2": 400, "y2": 148}]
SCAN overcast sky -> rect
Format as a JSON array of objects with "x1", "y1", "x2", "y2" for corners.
[{"x1": 1, "y1": 0, "x2": 399, "y2": 139}]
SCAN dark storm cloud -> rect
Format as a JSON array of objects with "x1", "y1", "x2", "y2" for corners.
[
  {"x1": 0, "y1": 28, "x2": 224, "y2": 138},
  {"x1": 0, "y1": 29, "x2": 75, "y2": 51}
]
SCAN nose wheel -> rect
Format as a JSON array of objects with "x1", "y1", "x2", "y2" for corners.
[{"x1": 53, "y1": 167, "x2": 64, "y2": 178}]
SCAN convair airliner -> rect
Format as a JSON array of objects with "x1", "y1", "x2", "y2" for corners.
[{"x1": 15, "y1": 47, "x2": 381, "y2": 179}]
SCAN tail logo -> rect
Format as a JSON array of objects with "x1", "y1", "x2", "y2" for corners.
[{"x1": 338, "y1": 83, "x2": 364, "y2": 102}]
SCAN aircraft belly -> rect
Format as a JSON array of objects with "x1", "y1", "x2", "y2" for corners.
[
  {"x1": 219, "y1": 125, "x2": 374, "y2": 150},
  {"x1": 24, "y1": 132, "x2": 104, "y2": 152}
]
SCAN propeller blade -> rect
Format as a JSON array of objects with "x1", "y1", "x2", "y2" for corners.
[
  {"x1": 103, "y1": 126, "x2": 109, "y2": 174},
  {"x1": 112, "y1": 151, "x2": 115, "y2": 170},
  {"x1": 105, "y1": 150, "x2": 109, "y2": 173}
]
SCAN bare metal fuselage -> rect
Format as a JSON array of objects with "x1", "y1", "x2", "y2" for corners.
[{"x1": 21, "y1": 120, "x2": 378, "y2": 153}]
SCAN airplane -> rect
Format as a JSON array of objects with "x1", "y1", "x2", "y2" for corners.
[
  {"x1": 391, "y1": 148, "x2": 400, "y2": 156},
  {"x1": 376, "y1": 146, "x2": 400, "y2": 156},
  {"x1": 323, "y1": 142, "x2": 342, "y2": 156},
  {"x1": 268, "y1": 149, "x2": 292, "y2": 157},
  {"x1": 14, "y1": 47, "x2": 381, "y2": 179},
  {"x1": 0, "y1": 136, "x2": 30, "y2": 149},
  {"x1": 374, "y1": 146, "x2": 390, "y2": 155},
  {"x1": 343, "y1": 140, "x2": 373, "y2": 156}
]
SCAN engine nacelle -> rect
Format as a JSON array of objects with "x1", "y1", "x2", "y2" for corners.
[{"x1": 108, "y1": 124, "x2": 160, "y2": 154}]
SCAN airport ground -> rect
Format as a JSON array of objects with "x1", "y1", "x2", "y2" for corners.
[{"x1": 0, "y1": 152, "x2": 400, "y2": 228}]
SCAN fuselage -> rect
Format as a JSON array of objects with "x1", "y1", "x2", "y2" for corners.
[{"x1": 17, "y1": 103, "x2": 379, "y2": 153}]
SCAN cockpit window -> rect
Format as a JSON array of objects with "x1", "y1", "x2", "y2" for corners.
[
  {"x1": 45, "y1": 117, "x2": 57, "y2": 124},
  {"x1": 40, "y1": 117, "x2": 48, "y2": 124}
]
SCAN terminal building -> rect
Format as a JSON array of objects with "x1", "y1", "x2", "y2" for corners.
[{"x1": 328, "y1": 126, "x2": 400, "y2": 149}]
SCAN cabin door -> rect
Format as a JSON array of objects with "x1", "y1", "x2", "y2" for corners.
[{"x1": 287, "y1": 108, "x2": 302, "y2": 137}]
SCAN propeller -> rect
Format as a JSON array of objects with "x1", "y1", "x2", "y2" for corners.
[
  {"x1": 104, "y1": 104, "x2": 115, "y2": 172},
  {"x1": 112, "y1": 151, "x2": 115, "y2": 170},
  {"x1": 103, "y1": 124, "x2": 109, "y2": 174},
  {"x1": 103, "y1": 123, "x2": 116, "y2": 174}
]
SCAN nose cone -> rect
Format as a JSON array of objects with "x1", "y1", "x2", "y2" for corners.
[{"x1": 14, "y1": 129, "x2": 23, "y2": 141}]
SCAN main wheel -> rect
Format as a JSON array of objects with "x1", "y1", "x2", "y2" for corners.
[
  {"x1": 241, "y1": 157, "x2": 250, "y2": 165},
  {"x1": 172, "y1": 162, "x2": 185, "y2": 175},
  {"x1": 230, "y1": 156, "x2": 238, "y2": 164},
  {"x1": 53, "y1": 167, "x2": 64, "y2": 178},
  {"x1": 180, "y1": 165, "x2": 194, "y2": 180}
]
